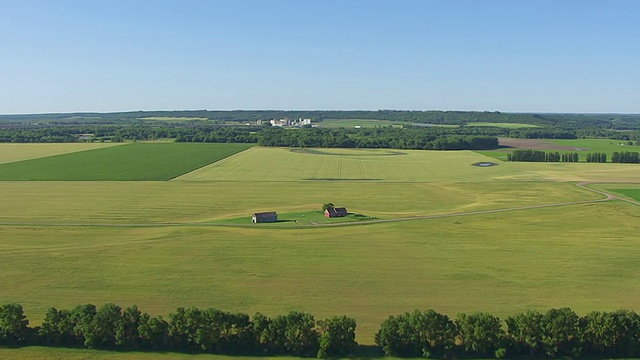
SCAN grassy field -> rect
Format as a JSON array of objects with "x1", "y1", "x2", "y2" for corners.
[
  {"x1": 0, "y1": 143, "x2": 122, "y2": 164},
  {"x1": 550, "y1": 138, "x2": 639, "y2": 152},
  {"x1": 317, "y1": 118, "x2": 461, "y2": 128},
  {"x1": 465, "y1": 122, "x2": 539, "y2": 128},
  {"x1": 595, "y1": 183, "x2": 640, "y2": 202},
  {"x1": 616, "y1": 189, "x2": 640, "y2": 201},
  {"x1": 0, "y1": 181, "x2": 599, "y2": 225},
  {"x1": 139, "y1": 116, "x2": 208, "y2": 122},
  {"x1": 1, "y1": 202, "x2": 639, "y2": 346},
  {"x1": 1, "y1": 144, "x2": 640, "y2": 358},
  {"x1": 315, "y1": 118, "x2": 409, "y2": 128},
  {"x1": 0, "y1": 347, "x2": 261, "y2": 360},
  {"x1": 478, "y1": 138, "x2": 640, "y2": 162},
  {"x1": 0, "y1": 143, "x2": 253, "y2": 181}
]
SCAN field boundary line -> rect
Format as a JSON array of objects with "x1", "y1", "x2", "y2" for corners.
[
  {"x1": 168, "y1": 145, "x2": 255, "y2": 181},
  {"x1": 577, "y1": 181, "x2": 640, "y2": 206}
]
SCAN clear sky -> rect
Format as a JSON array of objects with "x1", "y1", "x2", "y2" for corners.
[{"x1": 1, "y1": 0, "x2": 639, "y2": 114}]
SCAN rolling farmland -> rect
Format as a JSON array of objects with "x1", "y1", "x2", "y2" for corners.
[
  {"x1": 0, "y1": 143, "x2": 254, "y2": 181},
  {"x1": 1, "y1": 143, "x2": 639, "y2": 357},
  {"x1": 0, "y1": 143, "x2": 123, "y2": 164}
]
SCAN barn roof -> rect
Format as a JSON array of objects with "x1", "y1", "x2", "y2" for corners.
[
  {"x1": 325, "y1": 207, "x2": 348, "y2": 216},
  {"x1": 253, "y1": 211, "x2": 277, "y2": 217}
]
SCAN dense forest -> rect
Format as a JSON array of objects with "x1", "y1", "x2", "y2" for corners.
[
  {"x1": 3, "y1": 303, "x2": 640, "y2": 359},
  {"x1": 2, "y1": 123, "x2": 639, "y2": 148}
]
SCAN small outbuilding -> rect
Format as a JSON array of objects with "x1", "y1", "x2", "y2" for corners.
[
  {"x1": 252, "y1": 211, "x2": 278, "y2": 223},
  {"x1": 324, "y1": 207, "x2": 348, "y2": 218}
]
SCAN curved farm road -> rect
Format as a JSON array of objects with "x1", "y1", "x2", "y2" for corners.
[{"x1": 0, "y1": 183, "x2": 637, "y2": 229}]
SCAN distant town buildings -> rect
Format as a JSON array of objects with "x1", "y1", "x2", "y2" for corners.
[{"x1": 260, "y1": 118, "x2": 312, "y2": 127}]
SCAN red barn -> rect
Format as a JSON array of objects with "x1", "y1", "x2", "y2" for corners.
[{"x1": 324, "y1": 207, "x2": 348, "y2": 218}]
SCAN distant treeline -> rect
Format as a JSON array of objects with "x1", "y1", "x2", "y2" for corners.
[
  {"x1": 0, "y1": 303, "x2": 355, "y2": 358},
  {"x1": 2, "y1": 110, "x2": 640, "y2": 130},
  {"x1": 0, "y1": 126, "x2": 500, "y2": 150},
  {"x1": 254, "y1": 127, "x2": 499, "y2": 150},
  {"x1": 586, "y1": 152, "x2": 608, "y2": 163},
  {"x1": 507, "y1": 150, "x2": 640, "y2": 163},
  {"x1": 4, "y1": 304, "x2": 640, "y2": 359},
  {"x1": 507, "y1": 150, "x2": 579, "y2": 162},
  {"x1": 612, "y1": 151, "x2": 640, "y2": 163},
  {"x1": 1, "y1": 123, "x2": 639, "y2": 145}
]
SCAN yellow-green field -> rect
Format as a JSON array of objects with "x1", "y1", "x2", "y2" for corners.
[
  {"x1": 177, "y1": 147, "x2": 640, "y2": 182},
  {"x1": 0, "y1": 142, "x2": 122, "y2": 164},
  {"x1": 0, "y1": 181, "x2": 601, "y2": 224},
  {"x1": 2, "y1": 202, "x2": 640, "y2": 345},
  {"x1": 1, "y1": 144, "x2": 640, "y2": 358}
]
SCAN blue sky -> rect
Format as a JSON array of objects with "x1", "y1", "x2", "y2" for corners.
[{"x1": 1, "y1": 0, "x2": 639, "y2": 114}]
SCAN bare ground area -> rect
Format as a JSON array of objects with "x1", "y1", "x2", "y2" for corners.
[{"x1": 499, "y1": 138, "x2": 589, "y2": 151}]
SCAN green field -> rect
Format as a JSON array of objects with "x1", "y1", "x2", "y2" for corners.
[
  {"x1": 465, "y1": 122, "x2": 539, "y2": 128},
  {"x1": 0, "y1": 143, "x2": 123, "y2": 164},
  {"x1": 1, "y1": 144, "x2": 640, "y2": 356},
  {"x1": 317, "y1": 118, "x2": 461, "y2": 128},
  {"x1": 616, "y1": 189, "x2": 640, "y2": 201},
  {"x1": 316, "y1": 118, "x2": 410, "y2": 128},
  {"x1": 0, "y1": 347, "x2": 281, "y2": 360},
  {"x1": 550, "y1": 138, "x2": 638, "y2": 152},
  {"x1": 0, "y1": 143, "x2": 253, "y2": 181},
  {"x1": 478, "y1": 138, "x2": 640, "y2": 162},
  {"x1": 139, "y1": 116, "x2": 208, "y2": 122}
]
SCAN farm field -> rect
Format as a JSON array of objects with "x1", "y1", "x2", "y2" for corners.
[
  {"x1": 139, "y1": 116, "x2": 208, "y2": 122},
  {"x1": 0, "y1": 143, "x2": 253, "y2": 181},
  {"x1": 1, "y1": 143, "x2": 640, "y2": 355},
  {"x1": 591, "y1": 183, "x2": 640, "y2": 202},
  {"x1": 0, "y1": 142, "x2": 122, "y2": 164},
  {"x1": 0, "y1": 181, "x2": 598, "y2": 224},
  {"x1": 465, "y1": 122, "x2": 538, "y2": 128},
  {"x1": 616, "y1": 189, "x2": 640, "y2": 201},
  {"x1": 178, "y1": 146, "x2": 640, "y2": 182},
  {"x1": 315, "y1": 118, "x2": 411, "y2": 128},
  {"x1": 1, "y1": 202, "x2": 640, "y2": 346},
  {"x1": 478, "y1": 138, "x2": 640, "y2": 161},
  {"x1": 0, "y1": 347, "x2": 281, "y2": 360}
]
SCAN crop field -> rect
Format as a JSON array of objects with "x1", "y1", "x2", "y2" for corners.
[
  {"x1": 0, "y1": 143, "x2": 253, "y2": 181},
  {"x1": 1, "y1": 143, "x2": 640, "y2": 358},
  {"x1": 616, "y1": 189, "x2": 640, "y2": 201},
  {"x1": 317, "y1": 118, "x2": 460, "y2": 128},
  {"x1": 138, "y1": 116, "x2": 208, "y2": 122},
  {"x1": 465, "y1": 122, "x2": 539, "y2": 128},
  {"x1": 0, "y1": 143, "x2": 122, "y2": 164},
  {"x1": 478, "y1": 138, "x2": 640, "y2": 162},
  {"x1": 316, "y1": 118, "x2": 410, "y2": 128},
  {"x1": 178, "y1": 146, "x2": 640, "y2": 182}
]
